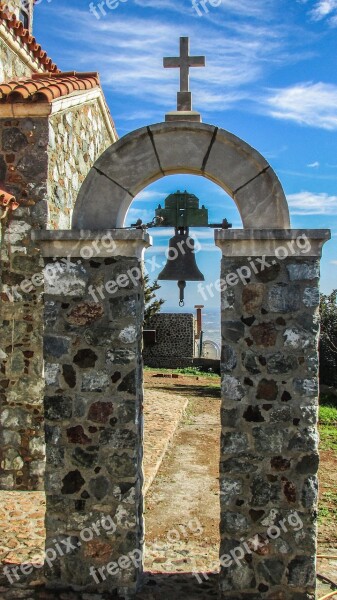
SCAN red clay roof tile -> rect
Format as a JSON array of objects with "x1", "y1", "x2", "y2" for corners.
[
  {"x1": 0, "y1": 72, "x2": 100, "y2": 103},
  {"x1": 0, "y1": 2, "x2": 59, "y2": 73}
]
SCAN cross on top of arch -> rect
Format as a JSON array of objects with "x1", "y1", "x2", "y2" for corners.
[{"x1": 163, "y1": 37, "x2": 205, "y2": 113}]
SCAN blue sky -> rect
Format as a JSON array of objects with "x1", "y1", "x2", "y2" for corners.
[{"x1": 34, "y1": 0, "x2": 337, "y2": 309}]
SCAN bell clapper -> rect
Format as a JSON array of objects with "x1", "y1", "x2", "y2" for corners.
[{"x1": 178, "y1": 280, "x2": 186, "y2": 307}]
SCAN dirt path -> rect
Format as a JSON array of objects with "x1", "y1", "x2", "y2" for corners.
[
  {"x1": 144, "y1": 389, "x2": 221, "y2": 575},
  {"x1": 139, "y1": 374, "x2": 221, "y2": 598}
]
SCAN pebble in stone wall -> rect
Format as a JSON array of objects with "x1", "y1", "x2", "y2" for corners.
[
  {"x1": 0, "y1": 39, "x2": 32, "y2": 82},
  {"x1": 43, "y1": 255, "x2": 144, "y2": 595},
  {"x1": 144, "y1": 313, "x2": 195, "y2": 362},
  {"x1": 219, "y1": 256, "x2": 321, "y2": 600},
  {"x1": 48, "y1": 102, "x2": 112, "y2": 229}
]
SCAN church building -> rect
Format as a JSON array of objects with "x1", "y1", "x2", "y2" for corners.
[{"x1": 0, "y1": 1, "x2": 117, "y2": 490}]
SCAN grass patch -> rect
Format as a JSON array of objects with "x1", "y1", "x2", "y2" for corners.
[
  {"x1": 175, "y1": 367, "x2": 219, "y2": 377},
  {"x1": 318, "y1": 505, "x2": 331, "y2": 524},
  {"x1": 319, "y1": 425, "x2": 337, "y2": 452},
  {"x1": 144, "y1": 366, "x2": 220, "y2": 378},
  {"x1": 318, "y1": 491, "x2": 337, "y2": 526},
  {"x1": 319, "y1": 403, "x2": 337, "y2": 425}
]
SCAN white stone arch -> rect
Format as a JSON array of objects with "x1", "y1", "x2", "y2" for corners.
[{"x1": 72, "y1": 121, "x2": 290, "y2": 230}]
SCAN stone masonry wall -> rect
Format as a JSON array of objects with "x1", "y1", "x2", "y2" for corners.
[
  {"x1": 143, "y1": 313, "x2": 195, "y2": 368},
  {"x1": 0, "y1": 103, "x2": 114, "y2": 490},
  {"x1": 219, "y1": 256, "x2": 320, "y2": 599},
  {"x1": 43, "y1": 254, "x2": 144, "y2": 595},
  {"x1": 0, "y1": 38, "x2": 32, "y2": 82},
  {"x1": 0, "y1": 117, "x2": 48, "y2": 490},
  {"x1": 47, "y1": 102, "x2": 113, "y2": 229}
]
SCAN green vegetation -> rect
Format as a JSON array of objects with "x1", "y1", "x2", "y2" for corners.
[
  {"x1": 318, "y1": 489, "x2": 337, "y2": 526},
  {"x1": 318, "y1": 395, "x2": 337, "y2": 530},
  {"x1": 144, "y1": 366, "x2": 220, "y2": 378},
  {"x1": 144, "y1": 276, "x2": 165, "y2": 326},
  {"x1": 319, "y1": 396, "x2": 337, "y2": 451},
  {"x1": 319, "y1": 425, "x2": 337, "y2": 452},
  {"x1": 175, "y1": 366, "x2": 219, "y2": 378},
  {"x1": 319, "y1": 403, "x2": 337, "y2": 426},
  {"x1": 320, "y1": 290, "x2": 337, "y2": 387}
]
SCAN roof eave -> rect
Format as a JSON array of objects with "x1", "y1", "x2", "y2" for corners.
[{"x1": 0, "y1": 87, "x2": 118, "y2": 142}]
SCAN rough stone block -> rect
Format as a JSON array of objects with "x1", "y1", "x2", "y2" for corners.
[
  {"x1": 253, "y1": 426, "x2": 284, "y2": 453},
  {"x1": 222, "y1": 376, "x2": 246, "y2": 401},
  {"x1": 302, "y1": 287, "x2": 320, "y2": 308},
  {"x1": 286, "y1": 262, "x2": 319, "y2": 281},
  {"x1": 268, "y1": 284, "x2": 301, "y2": 313},
  {"x1": 44, "y1": 335, "x2": 70, "y2": 358}
]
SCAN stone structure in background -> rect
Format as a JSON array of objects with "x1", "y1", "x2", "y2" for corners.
[
  {"x1": 0, "y1": 4, "x2": 117, "y2": 490},
  {"x1": 35, "y1": 119, "x2": 329, "y2": 598},
  {"x1": 143, "y1": 313, "x2": 196, "y2": 368}
]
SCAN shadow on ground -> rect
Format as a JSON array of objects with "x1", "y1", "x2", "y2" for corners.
[
  {"x1": 0, "y1": 570, "x2": 219, "y2": 599},
  {"x1": 148, "y1": 384, "x2": 221, "y2": 398}
]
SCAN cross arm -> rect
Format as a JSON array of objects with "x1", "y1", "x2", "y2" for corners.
[
  {"x1": 189, "y1": 56, "x2": 206, "y2": 67},
  {"x1": 163, "y1": 57, "x2": 181, "y2": 68}
]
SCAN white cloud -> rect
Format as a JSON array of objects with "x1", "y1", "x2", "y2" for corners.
[
  {"x1": 310, "y1": 0, "x2": 337, "y2": 21},
  {"x1": 263, "y1": 82, "x2": 337, "y2": 130},
  {"x1": 134, "y1": 190, "x2": 167, "y2": 202},
  {"x1": 307, "y1": 161, "x2": 320, "y2": 168},
  {"x1": 148, "y1": 228, "x2": 174, "y2": 238},
  {"x1": 125, "y1": 207, "x2": 154, "y2": 224},
  {"x1": 287, "y1": 191, "x2": 337, "y2": 214},
  {"x1": 47, "y1": 5, "x2": 297, "y2": 116},
  {"x1": 134, "y1": 0, "x2": 274, "y2": 19}
]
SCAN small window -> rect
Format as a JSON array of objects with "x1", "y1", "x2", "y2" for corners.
[{"x1": 20, "y1": 5, "x2": 30, "y2": 29}]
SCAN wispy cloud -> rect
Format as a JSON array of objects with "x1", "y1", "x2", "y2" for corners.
[
  {"x1": 262, "y1": 82, "x2": 337, "y2": 129},
  {"x1": 44, "y1": 3, "x2": 304, "y2": 117},
  {"x1": 134, "y1": 0, "x2": 274, "y2": 19},
  {"x1": 287, "y1": 191, "x2": 337, "y2": 214},
  {"x1": 134, "y1": 190, "x2": 167, "y2": 202},
  {"x1": 125, "y1": 207, "x2": 154, "y2": 224},
  {"x1": 309, "y1": 0, "x2": 337, "y2": 22},
  {"x1": 307, "y1": 161, "x2": 320, "y2": 168}
]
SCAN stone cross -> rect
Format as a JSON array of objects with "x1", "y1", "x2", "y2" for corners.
[{"x1": 163, "y1": 37, "x2": 205, "y2": 112}]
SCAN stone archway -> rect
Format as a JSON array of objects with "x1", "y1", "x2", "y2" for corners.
[
  {"x1": 72, "y1": 122, "x2": 290, "y2": 230},
  {"x1": 33, "y1": 120, "x2": 330, "y2": 599}
]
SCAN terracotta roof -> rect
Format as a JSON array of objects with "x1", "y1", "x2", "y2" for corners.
[
  {"x1": 0, "y1": 72, "x2": 100, "y2": 102},
  {"x1": 0, "y1": 2, "x2": 59, "y2": 73}
]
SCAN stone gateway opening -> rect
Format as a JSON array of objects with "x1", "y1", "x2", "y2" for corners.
[
  {"x1": 29, "y1": 119, "x2": 329, "y2": 599},
  {"x1": 1, "y1": 114, "x2": 331, "y2": 598}
]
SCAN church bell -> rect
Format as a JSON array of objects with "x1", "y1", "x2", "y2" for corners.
[
  {"x1": 131, "y1": 189, "x2": 231, "y2": 306},
  {"x1": 158, "y1": 229, "x2": 204, "y2": 307}
]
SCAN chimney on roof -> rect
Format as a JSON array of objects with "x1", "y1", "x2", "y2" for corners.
[{"x1": 8, "y1": 0, "x2": 34, "y2": 33}]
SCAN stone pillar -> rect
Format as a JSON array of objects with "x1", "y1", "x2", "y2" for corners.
[
  {"x1": 33, "y1": 229, "x2": 150, "y2": 597},
  {"x1": 215, "y1": 229, "x2": 330, "y2": 600}
]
